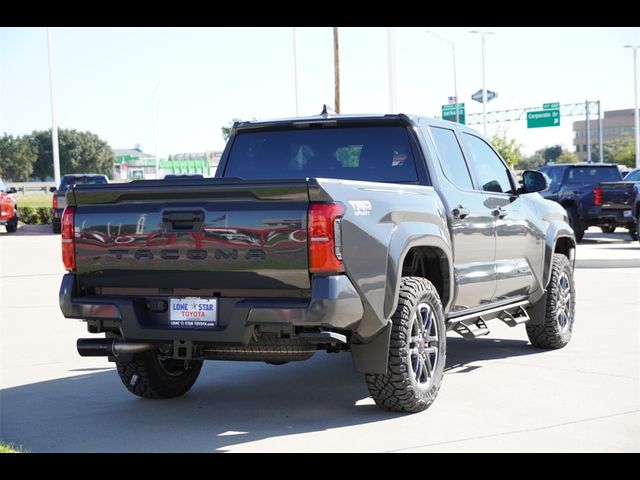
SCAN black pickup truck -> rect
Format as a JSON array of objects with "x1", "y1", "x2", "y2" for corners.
[
  {"x1": 537, "y1": 163, "x2": 626, "y2": 241},
  {"x1": 50, "y1": 174, "x2": 109, "y2": 234},
  {"x1": 58, "y1": 112, "x2": 576, "y2": 413},
  {"x1": 597, "y1": 168, "x2": 640, "y2": 240}
]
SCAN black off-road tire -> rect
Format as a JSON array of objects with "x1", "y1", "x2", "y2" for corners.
[
  {"x1": 52, "y1": 219, "x2": 61, "y2": 234},
  {"x1": 116, "y1": 348, "x2": 203, "y2": 399},
  {"x1": 565, "y1": 206, "x2": 584, "y2": 242},
  {"x1": 600, "y1": 225, "x2": 616, "y2": 234},
  {"x1": 366, "y1": 277, "x2": 446, "y2": 413},
  {"x1": 526, "y1": 254, "x2": 576, "y2": 349},
  {"x1": 5, "y1": 209, "x2": 18, "y2": 233}
]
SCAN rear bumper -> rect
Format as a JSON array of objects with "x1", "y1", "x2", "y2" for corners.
[
  {"x1": 585, "y1": 207, "x2": 634, "y2": 227},
  {"x1": 59, "y1": 273, "x2": 364, "y2": 344}
]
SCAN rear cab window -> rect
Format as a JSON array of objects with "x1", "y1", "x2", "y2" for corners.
[
  {"x1": 566, "y1": 166, "x2": 621, "y2": 183},
  {"x1": 223, "y1": 126, "x2": 419, "y2": 183},
  {"x1": 60, "y1": 176, "x2": 108, "y2": 190}
]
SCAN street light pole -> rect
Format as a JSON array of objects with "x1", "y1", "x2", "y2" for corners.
[
  {"x1": 292, "y1": 27, "x2": 300, "y2": 116},
  {"x1": 426, "y1": 30, "x2": 458, "y2": 122},
  {"x1": 470, "y1": 30, "x2": 495, "y2": 136},
  {"x1": 624, "y1": 45, "x2": 640, "y2": 168},
  {"x1": 46, "y1": 27, "x2": 61, "y2": 187},
  {"x1": 152, "y1": 81, "x2": 160, "y2": 179},
  {"x1": 333, "y1": 27, "x2": 340, "y2": 114},
  {"x1": 387, "y1": 27, "x2": 397, "y2": 113}
]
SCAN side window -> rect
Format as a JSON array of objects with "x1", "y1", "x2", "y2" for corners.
[
  {"x1": 625, "y1": 170, "x2": 640, "y2": 181},
  {"x1": 462, "y1": 133, "x2": 514, "y2": 194},
  {"x1": 429, "y1": 127, "x2": 474, "y2": 190},
  {"x1": 544, "y1": 167, "x2": 565, "y2": 188}
]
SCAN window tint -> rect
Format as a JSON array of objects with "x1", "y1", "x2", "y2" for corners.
[
  {"x1": 429, "y1": 127, "x2": 473, "y2": 190},
  {"x1": 624, "y1": 169, "x2": 640, "y2": 181},
  {"x1": 566, "y1": 166, "x2": 621, "y2": 183},
  {"x1": 461, "y1": 133, "x2": 514, "y2": 194},
  {"x1": 540, "y1": 167, "x2": 565, "y2": 188},
  {"x1": 60, "y1": 176, "x2": 108, "y2": 190},
  {"x1": 224, "y1": 126, "x2": 418, "y2": 183}
]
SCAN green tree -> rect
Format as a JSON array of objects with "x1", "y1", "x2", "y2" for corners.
[
  {"x1": 490, "y1": 132, "x2": 522, "y2": 167},
  {"x1": 542, "y1": 145, "x2": 563, "y2": 163},
  {"x1": 30, "y1": 129, "x2": 113, "y2": 180},
  {"x1": 517, "y1": 152, "x2": 545, "y2": 171},
  {"x1": 221, "y1": 118, "x2": 241, "y2": 142},
  {"x1": 0, "y1": 134, "x2": 37, "y2": 180},
  {"x1": 603, "y1": 135, "x2": 635, "y2": 168},
  {"x1": 555, "y1": 149, "x2": 579, "y2": 164}
]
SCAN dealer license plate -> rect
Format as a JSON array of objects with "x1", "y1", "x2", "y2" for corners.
[{"x1": 169, "y1": 297, "x2": 217, "y2": 328}]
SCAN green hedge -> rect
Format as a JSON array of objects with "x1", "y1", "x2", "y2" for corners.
[{"x1": 18, "y1": 206, "x2": 53, "y2": 225}]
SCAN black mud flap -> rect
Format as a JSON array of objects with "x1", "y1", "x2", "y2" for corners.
[{"x1": 351, "y1": 321, "x2": 392, "y2": 374}]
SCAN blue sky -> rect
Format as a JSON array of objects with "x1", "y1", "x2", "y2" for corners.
[{"x1": 1, "y1": 27, "x2": 639, "y2": 157}]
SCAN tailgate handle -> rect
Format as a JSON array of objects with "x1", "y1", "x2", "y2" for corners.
[{"x1": 162, "y1": 210, "x2": 205, "y2": 231}]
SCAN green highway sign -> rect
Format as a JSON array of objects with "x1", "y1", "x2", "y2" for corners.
[
  {"x1": 527, "y1": 109, "x2": 560, "y2": 128},
  {"x1": 543, "y1": 102, "x2": 560, "y2": 109},
  {"x1": 441, "y1": 103, "x2": 466, "y2": 125}
]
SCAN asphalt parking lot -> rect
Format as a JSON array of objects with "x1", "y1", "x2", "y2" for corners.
[{"x1": 1, "y1": 225, "x2": 638, "y2": 452}]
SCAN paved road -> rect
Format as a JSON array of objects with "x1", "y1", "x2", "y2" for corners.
[{"x1": 1, "y1": 226, "x2": 638, "y2": 452}]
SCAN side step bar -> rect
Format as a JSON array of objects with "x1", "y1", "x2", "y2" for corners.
[
  {"x1": 448, "y1": 299, "x2": 529, "y2": 323},
  {"x1": 450, "y1": 300, "x2": 531, "y2": 339},
  {"x1": 453, "y1": 318, "x2": 490, "y2": 339},
  {"x1": 498, "y1": 306, "x2": 530, "y2": 327}
]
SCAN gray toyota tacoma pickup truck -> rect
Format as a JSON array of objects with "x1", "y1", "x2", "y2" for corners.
[{"x1": 58, "y1": 111, "x2": 576, "y2": 413}]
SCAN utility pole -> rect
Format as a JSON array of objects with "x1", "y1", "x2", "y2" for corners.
[
  {"x1": 585, "y1": 100, "x2": 591, "y2": 163},
  {"x1": 470, "y1": 30, "x2": 495, "y2": 136},
  {"x1": 387, "y1": 27, "x2": 397, "y2": 113},
  {"x1": 481, "y1": 34, "x2": 487, "y2": 135},
  {"x1": 426, "y1": 30, "x2": 458, "y2": 123},
  {"x1": 333, "y1": 27, "x2": 340, "y2": 114},
  {"x1": 292, "y1": 27, "x2": 300, "y2": 116},
  {"x1": 152, "y1": 81, "x2": 161, "y2": 178},
  {"x1": 47, "y1": 27, "x2": 60, "y2": 187},
  {"x1": 598, "y1": 101, "x2": 604, "y2": 163},
  {"x1": 624, "y1": 45, "x2": 640, "y2": 168}
]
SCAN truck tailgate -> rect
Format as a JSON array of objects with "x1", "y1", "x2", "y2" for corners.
[
  {"x1": 599, "y1": 181, "x2": 636, "y2": 210},
  {"x1": 70, "y1": 179, "x2": 311, "y2": 291}
]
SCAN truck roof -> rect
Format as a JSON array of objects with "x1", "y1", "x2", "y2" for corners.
[
  {"x1": 543, "y1": 163, "x2": 619, "y2": 168},
  {"x1": 233, "y1": 111, "x2": 479, "y2": 136}
]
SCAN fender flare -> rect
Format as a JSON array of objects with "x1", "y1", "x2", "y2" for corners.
[
  {"x1": 383, "y1": 222, "x2": 453, "y2": 320},
  {"x1": 543, "y1": 221, "x2": 576, "y2": 288}
]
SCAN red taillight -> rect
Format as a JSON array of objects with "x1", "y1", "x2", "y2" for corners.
[
  {"x1": 593, "y1": 186, "x2": 603, "y2": 206},
  {"x1": 52, "y1": 194, "x2": 58, "y2": 210},
  {"x1": 61, "y1": 207, "x2": 75, "y2": 271},
  {"x1": 308, "y1": 202, "x2": 344, "y2": 273}
]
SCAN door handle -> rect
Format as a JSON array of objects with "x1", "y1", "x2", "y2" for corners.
[
  {"x1": 452, "y1": 205, "x2": 470, "y2": 220},
  {"x1": 493, "y1": 208, "x2": 507, "y2": 219},
  {"x1": 162, "y1": 210, "x2": 205, "y2": 231}
]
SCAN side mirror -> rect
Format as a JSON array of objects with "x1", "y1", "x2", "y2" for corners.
[
  {"x1": 7, "y1": 187, "x2": 17, "y2": 194},
  {"x1": 521, "y1": 170, "x2": 550, "y2": 194},
  {"x1": 49, "y1": 186, "x2": 57, "y2": 193}
]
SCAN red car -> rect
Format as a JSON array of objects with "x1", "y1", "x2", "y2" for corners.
[{"x1": 0, "y1": 179, "x2": 18, "y2": 233}]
